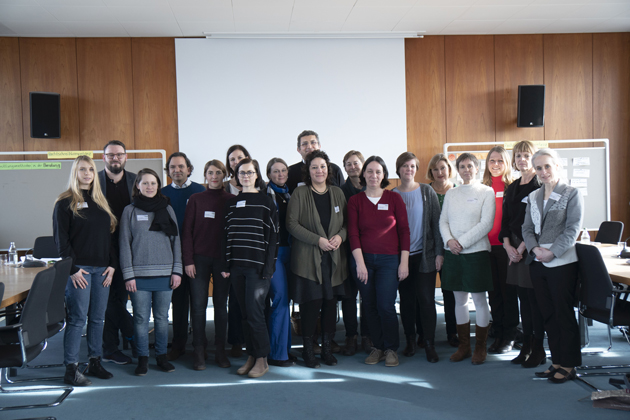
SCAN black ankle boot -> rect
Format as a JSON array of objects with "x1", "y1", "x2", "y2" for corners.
[
  {"x1": 321, "y1": 334, "x2": 338, "y2": 366},
  {"x1": 512, "y1": 335, "x2": 532, "y2": 364},
  {"x1": 64, "y1": 363, "x2": 92, "y2": 386},
  {"x1": 403, "y1": 335, "x2": 416, "y2": 357},
  {"x1": 302, "y1": 336, "x2": 321, "y2": 369},
  {"x1": 87, "y1": 357, "x2": 113, "y2": 379},
  {"x1": 522, "y1": 337, "x2": 547, "y2": 368},
  {"x1": 135, "y1": 356, "x2": 149, "y2": 376},
  {"x1": 156, "y1": 354, "x2": 175, "y2": 372},
  {"x1": 424, "y1": 339, "x2": 439, "y2": 363}
]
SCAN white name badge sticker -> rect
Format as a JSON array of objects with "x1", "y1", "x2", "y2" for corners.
[
  {"x1": 496, "y1": 191, "x2": 504, "y2": 198},
  {"x1": 549, "y1": 192, "x2": 561, "y2": 201},
  {"x1": 236, "y1": 200, "x2": 246, "y2": 208},
  {"x1": 80, "y1": 202, "x2": 88, "y2": 208},
  {"x1": 334, "y1": 206, "x2": 340, "y2": 213},
  {"x1": 377, "y1": 204, "x2": 389, "y2": 211},
  {"x1": 204, "y1": 211, "x2": 215, "y2": 218},
  {"x1": 467, "y1": 198, "x2": 478, "y2": 203},
  {"x1": 521, "y1": 196, "x2": 528, "y2": 204},
  {"x1": 137, "y1": 214, "x2": 149, "y2": 221},
  {"x1": 297, "y1": 182, "x2": 306, "y2": 187}
]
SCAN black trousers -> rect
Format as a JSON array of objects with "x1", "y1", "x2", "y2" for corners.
[
  {"x1": 517, "y1": 286, "x2": 545, "y2": 339},
  {"x1": 530, "y1": 261, "x2": 581, "y2": 367},
  {"x1": 170, "y1": 272, "x2": 190, "y2": 350},
  {"x1": 341, "y1": 254, "x2": 369, "y2": 338},
  {"x1": 227, "y1": 284, "x2": 244, "y2": 345},
  {"x1": 399, "y1": 253, "x2": 438, "y2": 341},
  {"x1": 488, "y1": 245, "x2": 519, "y2": 339},
  {"x1": 300, "y1": 298, "x2": 337, "y2": 338},
  {"x1": 102, "y1": 267, "x2": 134, "y2": 354}
]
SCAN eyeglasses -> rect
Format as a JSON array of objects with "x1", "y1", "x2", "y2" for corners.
[
  {"x1": 238, "y1": 171, "x2": 256, "y2": 178},
  {"x1": 300, "y1": 140, "x2": 319, "y2": 148},
  {"x1": 105, "y1": 153, "x2": 126, "y2": 160}
]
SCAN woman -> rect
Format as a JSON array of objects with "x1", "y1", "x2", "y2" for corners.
[
  {"x1": 523, "y1": 148, "x2": 583, "y2": 383},
  {"x1": 182, "y1": 160, "x2": 234, "y2": 370},
  {"x1": 53, "y1": 155, "x2": 117, "y2": 386},
  {"x1": 393, "y1": 152, "x2": 444, "y2": 363},
  {"x1": 224, "y1": 145, "x2": 266, "y2": 194},
  {"x1": 221, "y1": 158, "x2": 279, "y2": 378},
  {"x1": 427, "y1": 154, "x2": 459, "y2": 348},
  {"x1": 482, "y1": 146, "x2": 517, "y2": 354},
  {"x1": 120, "y1": 168, "x2": 183, "y2": 376},
  {"x1": 439, "y1": 153, "x2": 495, "y2": 365},
  {"x1": 265, "y1": 157, "x2": 294, "y2": 367},
  {"x1": 348, "y1": 156, "x2": 410, "y2": 367},
  {"x1": 286, "y1": 150, "x2": 348, "y2": 368},
  {"x1": 499, "y1": 141, "x2": 546, "y2": 367}
]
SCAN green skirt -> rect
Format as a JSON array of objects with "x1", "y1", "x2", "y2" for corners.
[{"x1": 441, "y1": 251, "x2": 493, "y2": 293}]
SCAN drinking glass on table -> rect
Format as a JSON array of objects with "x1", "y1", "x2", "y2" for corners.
[{"x1": 618, "y1": 242, "x2": 626, "y2": 255}]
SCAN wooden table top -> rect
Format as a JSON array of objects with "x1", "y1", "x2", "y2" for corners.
[
  {"x1": 597, "y1": 244, "x2": 630, "y2": 286},
  {"x1": 0, "y1": 264, "x2": 48, "y2": 308}
]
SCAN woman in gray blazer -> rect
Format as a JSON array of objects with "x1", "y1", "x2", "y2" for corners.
[{"x1": 522, "y1": 148, "x2": 584, "y2": 384}]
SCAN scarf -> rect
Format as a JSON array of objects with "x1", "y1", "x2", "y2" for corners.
[
  {"x1": 267, "y1": 182, "x2": 291, "y2": 206},
  {"x1": 132, "y1": 194, "x2": 178, "y2": 237}
]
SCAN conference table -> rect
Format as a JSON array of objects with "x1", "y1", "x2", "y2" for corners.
[
  {"x1": 597, "y1": 244, "x2": 630, "y2": 286},
  {"x1": 0, "y1": 264, "x2": 47, "y2": 308}
]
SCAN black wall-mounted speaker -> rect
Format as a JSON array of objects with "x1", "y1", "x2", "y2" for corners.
[
  {"x1": 517, "y1": 85, "x2": 545, "y2": 128},
  {"x1": 30, "y1": 92, "x2": 60, "y2": 138}
]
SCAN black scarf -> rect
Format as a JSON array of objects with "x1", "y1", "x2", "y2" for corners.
[{"x1": 132, "y1": 194, "x2": 178, "y2": 237}]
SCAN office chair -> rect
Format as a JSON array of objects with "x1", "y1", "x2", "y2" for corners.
[
  {"x1": 594, "y1": 221, "x2": 624, "y2": 244},
  {"x1": 0, "y1": 282, "x2": 4, "y2": 303},
  {"x1": 33, "y1": 236, "x2": 59, "y2": 259}
]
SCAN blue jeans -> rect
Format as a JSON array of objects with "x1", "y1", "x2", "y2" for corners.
[
  {"x1": 64, "y1": 265, "x2": 110, "y2": 365},
  {"x1": 130, "y1": 289, "x2": 173, "y2": 357},
  {"x1": 267, "y1": 246, "x2": 291, "y2": 360},
  {"x1": 355, "y1": 254, "x2": 400, "y2": 351}
]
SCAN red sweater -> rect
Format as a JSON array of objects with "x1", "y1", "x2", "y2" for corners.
[
  {"x1": 182, "y1": 188, "x2": 234, "y2": 266},
  {"x1": 489, "y1": 176, "x2": 505, "y2": 246},
  {"x1": 348, "y1": 189, "x2": 410, "y2": 255}
]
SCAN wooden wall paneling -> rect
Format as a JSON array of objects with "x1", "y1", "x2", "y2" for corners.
[
  {"x1": 405, "y1": 36, "x2": 446, "y2": 181},
  {"x1": 19, "y1": 38, "x2": 80, "y2": 159},
  {"x1": 0, "y1": 38, "x2": 23, "y2": 160},
  {"x1": 543, "y1": 34, "x2": 593, "y2": 147},
  {"x1": 131, "y1": 38, "x2": 178, "y2": 162},
  {"x1": 494, "y1": 35, "x2": 544, "y2": 144},
  {"x1": 593, "y1": 33, "x2": 630, "y2": 230},
  {"x1": 445, "y1": 35, "x2": 496, "y2": 145},
  {"x1": 76, "y1": 38, "x2": 134, "y2": 154}
]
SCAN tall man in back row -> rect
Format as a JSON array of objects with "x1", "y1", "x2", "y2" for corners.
[
  {"x1": 287, "y1": 130, "x2": 344, "y2": 194},
  {"x1": 161, "y1": 152, "x2": 205, "y2": 360}
]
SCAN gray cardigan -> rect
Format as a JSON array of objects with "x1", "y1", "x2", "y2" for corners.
[
  {"x1": 286, "y1": 185, "x2": 348, "y2": 287},
  {"x1": 522, "y1": 181, "x2": 583, "y2": 267},
  {"x1": 119, "y1": 204, "x2": 183, "y2": 280}
]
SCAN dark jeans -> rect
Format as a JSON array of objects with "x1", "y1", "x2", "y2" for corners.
[
  {"x1": 517, "y1": 286, "x2": 545, "y2": 339},
  {"x1": 355, "y1": 253, "x2": 400, "y2": 352},
  {"x1": 190, "y1": 255, "x2": 229, "y2": 348},
  {"x1": 228, "y1": 284, "x2": 244, "y2": 345},
  {"x1": 442, "y1": 288, "x2": 457, "y2": 335},
  {"x1": 488, "y1": 245, "x2": 519, "y2": 339},
  {"x1": 170, "y1": 272, "x2": 191, "y2": 351},
  {"x1": 300, "y1": 298, "x2": 337, "y2": 338},
  {"x1": 530, "y1": 261, "x2": 581, "y2": 367},
  {"x1": 399, "y1": 253, "x2": 437, "y2": 341},
  {"x1": 343, "y1": 254, "x2": 369, "y2": 338},
  {"x1": 267, "y1": 246, "x2": 291, "y2": 360},
  {"x1": 102, "y1": 267, "x2": 134, "y2": 354},
  {"x1": 230, "y1": 266, "x2": 271, "y2": 358}
]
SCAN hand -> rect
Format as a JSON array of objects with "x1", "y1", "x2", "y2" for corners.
[
  {"x1": 534, "y1": 247, "x2": 555, "y2": 263},
  {"x1": 101, "y1": 266, "x2": 115, "y2": 287},
  {"x1": 356, "y1": 263, "x2": 368, "y2": 284},
  {"x1": 125, "y1": 279, "x2": 137, "y2": 293},
  {"x1": 504, "y1": 244, "x2": 521, "y2": 265},
  {"x1": 185, "y1": 264, "x2": 196, "y2": 279},
  {"x1": 328, "y1": 235, "x2": 342, "y2": 250},
  {"x1": 318, "y1": 237, "x2": 334, "y2": 252},
  {"x1": 70, "y1": 268, "x2": 89, "y2": 289},
  {"x1": 221, "y1": 272, "x2": 230, "y2": 278},
  {"x1": 171, "y1": 274, "x2": 182, "y2": 289},
  {"x1": 447, "y1": 239, "x2": 463, "y2": 255},
  {"x1": 435, "y1": 255, "x2": 444, "y2": 271},
  {"x1": 398, "y1": 261, "x2": 409, "y2": 282}
]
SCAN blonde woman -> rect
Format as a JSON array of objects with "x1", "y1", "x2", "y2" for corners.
[
  {"x1": 53, "y1": 155, "x2": 117, "y2": 387},
  {"x1": 482, "y1": 146, "x2": 517, "y2": 354}
]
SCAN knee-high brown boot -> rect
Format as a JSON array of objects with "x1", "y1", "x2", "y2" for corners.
[
  {"x1": 472, "y1": 324, "x2": 489, "y2": 365},
  {"x1": 450, "y1": 322, "x2": 471, "y2": 362}
]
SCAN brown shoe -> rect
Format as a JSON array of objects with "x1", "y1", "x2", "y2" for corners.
[
  {"x1": 247, "y1": 357, "x2": 269, "y2": 378},
  {"x1": 341, "y1": 335, "x2": 358, "y2": 356},
  {"x1": 384, "y1": 349, "x2": 399, "y2": 367},
  {"x1": 365, "y1": 348, "x2": 385, "y2": 365},
  {"x1": 331, "y1": 339, "x2": 341, "y2": 354},
  {"x1": 215, "y1": 342, "x2": 231, "y2": 368},
  {"x1": 236, "y1": 356, "x2": 255, "y2": 375},
  {"x1": 193, "y1": 346, "x2": 206, "y2": 371},
  {"x1": 167, "y1": 346, "x2": 185, "y2": 361},
  {"x1": 450, "y1": 322, "x2": 472, "y2": 362},
  {"x1": 471, "y1": 324, "x2": 489, "y2": 365}
]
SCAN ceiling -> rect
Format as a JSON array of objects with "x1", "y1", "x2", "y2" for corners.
[{"x1": 0, "y1": 0, "x2": 629, "y2": 38}]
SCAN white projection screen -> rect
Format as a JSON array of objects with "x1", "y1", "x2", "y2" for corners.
[{"x1": 175, "y1": 38, "x2": 407, "y2": 184}]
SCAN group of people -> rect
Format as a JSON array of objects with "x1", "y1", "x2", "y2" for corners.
[{"x1": 52, "y1": 132, "x2": 584, "y2": 385}]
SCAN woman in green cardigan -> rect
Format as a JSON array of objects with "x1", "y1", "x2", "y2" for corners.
[{"x1": 287, "y1": 150, "x2": 348, "y2": 369}]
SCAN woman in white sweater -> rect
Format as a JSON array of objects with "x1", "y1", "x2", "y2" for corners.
[{"x1": 439, "y1": 153, "x2": 495, "y2": 365}]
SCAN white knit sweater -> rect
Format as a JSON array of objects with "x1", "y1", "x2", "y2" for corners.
[{"x1": 439, "y1": 181, "x2": 495, "y2": 254}]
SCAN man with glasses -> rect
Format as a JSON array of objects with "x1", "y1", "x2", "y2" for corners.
[
  {"x1": 287, "y1": 130, "x2": 344, "y2": 193},
  {"x1": 99, "y1": 140, "x2": 136, "y2": 365}
]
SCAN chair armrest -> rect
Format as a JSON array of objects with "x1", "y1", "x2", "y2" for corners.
[{"x1": 0, "y1": 323, "x2": 23, "y2": 345}]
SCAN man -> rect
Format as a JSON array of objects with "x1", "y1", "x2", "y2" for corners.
[
  {"x1": 286, "y1": 130, "x2": 344, "y2": 193},
  {"x1": 100, "y1": 140, "x2": 136, "y2": 365},
  {"x1": 160, "y1": 152, "x2": 205, "y2": 361}
]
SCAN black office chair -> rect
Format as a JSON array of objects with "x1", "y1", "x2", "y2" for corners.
[
  {"x1": 594, "y1": 221, "x2": 624, "y2": 244},
  {"x1": 0, "y1": 282, "x2": 4, "y2": 304},
  {"x1": 0, "y1": 266, "x2": 73, "y2": 411},
  {"x1": 33, "y1": 236, "x2": 59, "y2": 259}
]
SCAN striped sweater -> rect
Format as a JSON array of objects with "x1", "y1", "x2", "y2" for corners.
[{"x1": 223, "y1": 192, "x2": 279, "y2": 279}]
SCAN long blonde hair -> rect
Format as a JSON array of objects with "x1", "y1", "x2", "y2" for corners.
[
  {"x1": 483, "y1": 146, "x2": 513, "y2": 189},
  {"x1": 55, "y1": 155, "x2": 117, "y2": 233}
]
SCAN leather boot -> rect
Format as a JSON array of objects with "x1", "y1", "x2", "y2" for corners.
[
  {"x1": 424, "y1": 339, "x2": 439, "y2": 363},
  {"x1": 193, "y1": 346, "x2": 206, "y2": 371},
  {"x1": 488, "y1": 336, "x2": 501, "y2": 353},
  {"x1": 450, "y1": 322, "x2": 471, "y2": 362},
  {"x1": 471, "y1": 325, "x2": 489, "y2": 365},
  {"x1": 511, "y1": 335, "x2": 532, "y2": 364},
  {"x1": 64, "y1": 363, "x2": 92, "y2": 386},
  {"x1": 215, "y1": 340, "x2": 231, "y2": 368},
  {"x1": 361, "y1": 336, "x2": 374, "y2": 354},
  {"x1": 135, "y1": 356, "x2": 149, "y2": 376},
  {"x1": 522, "y1": 337, "x2": 547, "y2": 368},
  {"x1": 341, "y1": 335, "x2": 358, "y2": 356},
  {"x1": 302, "y1": 335, "x2": 321, "y2": 369},
  {"x1": 312, "y1": 333, "x2": 321, "y2": 355},
  {"x1": 321, "y1": 333, "x2": 338, "y2": 366},
  {"x1": 403, "y1": 335, "x2": 416, "y2": 357}
]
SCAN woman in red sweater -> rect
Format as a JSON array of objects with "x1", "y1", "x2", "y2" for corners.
[
  {"x1": 348, "y1": 156, "x2": 410, "y2": 368},
  {"x1": 482, "y1": 146, "x2": 516, "y2": 354}
]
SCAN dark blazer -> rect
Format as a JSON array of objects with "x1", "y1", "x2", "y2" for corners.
[
  {"x1": 499, "y1": 175, "x2": 541, "y2": 244},
  {"x1": 98, "y1": 169, "x2": 136, "y2": 200},
  {"x1": 287, "y1": 161, "x2": 344, "y2": 193}
]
